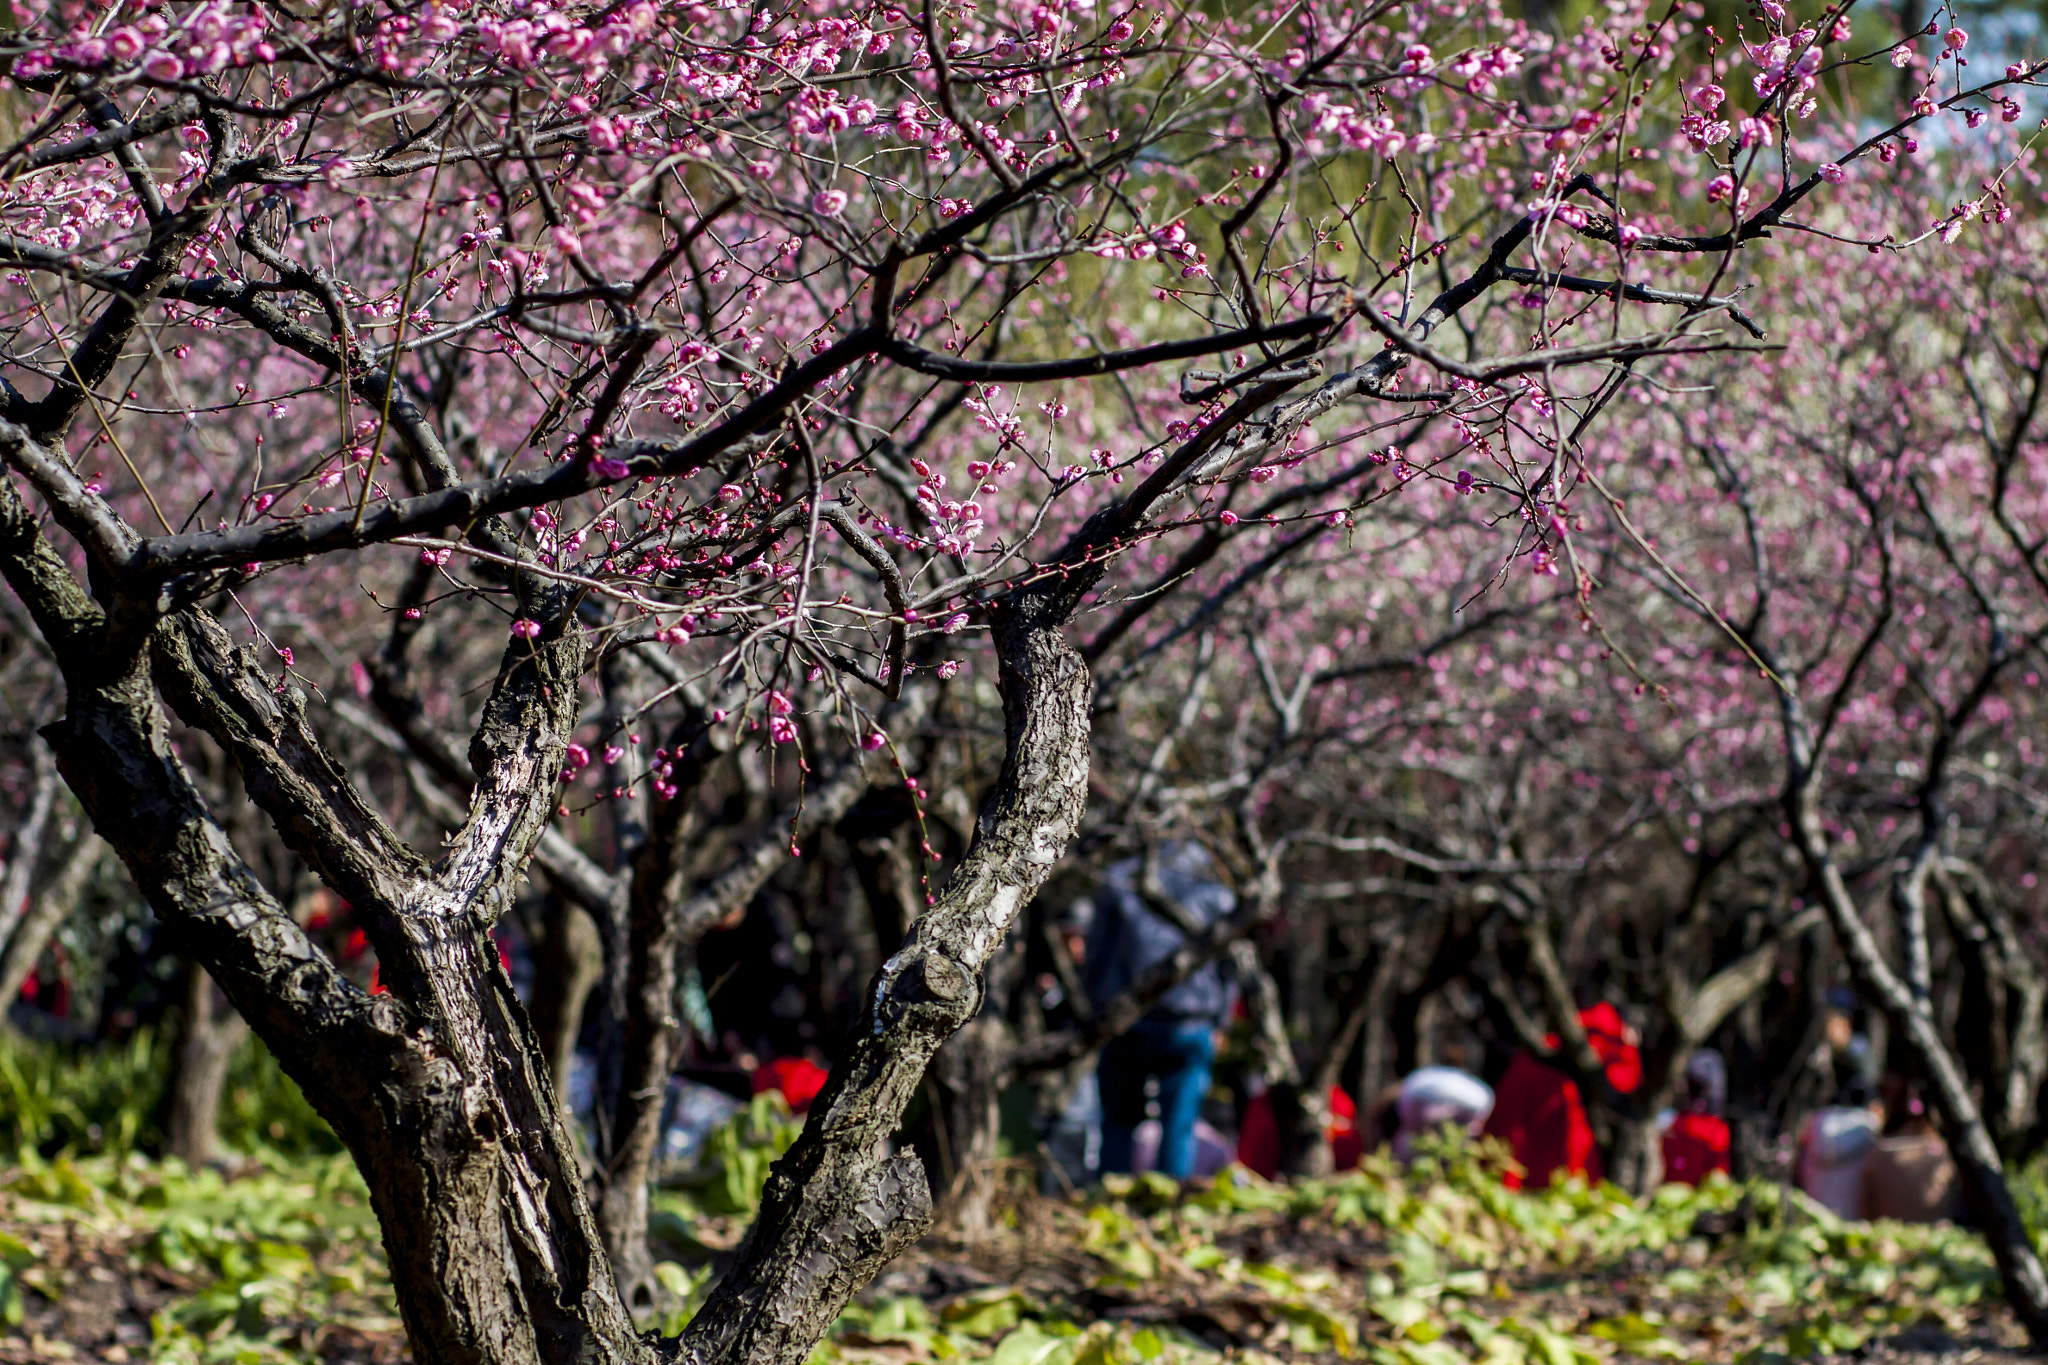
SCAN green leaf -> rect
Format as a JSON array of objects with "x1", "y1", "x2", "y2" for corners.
[
  {"x1": 1375, "y1": 1297, "x2": 1433, "y2": 1333},
  {"x1": 993, "y1": 1324, "x2": 1078, "y2": 1365},
  {"x1": 1586, "y1": 1315, "x2": 1682, "y2": 1358},
  {"x1": 941, "y1": 1288, "x2": 1028, "y2": 1338},
  {"x1": 1274, "y1": 1301, "x2": 1358, "y2": 1356}
]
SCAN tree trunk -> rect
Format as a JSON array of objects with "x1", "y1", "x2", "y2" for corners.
[
  {"x1": 935, "y1": 931, "x2": 1027, "y2": 1236},
  {"x1": 0, "y1": 741, "x2": 57, "y2": 954},
  {"x1": 1938, "y1": 865, "x2": 2048, "y2": 1152},
  {"x1": 934, "y1": 1009, "x2": 1012, "y2": 1236},
  {"x1": 48, "y1": 617, "x2": 653, "y2": 1365},
  {"x1": 1607, "y1": 1108, "x2": 1666, "y2": 1194},
  {"x1": 595, "y1": 723, "x2": 894, "y2": 1318},
  {"x1": 1283, "y1": 951, "x2": 1390, "y2": 1177},
  {"x1": 528, "y1": 893, "x2": 603, "y2": 1095},
  {"x1": 164, "y1": 958, "x2": 248, "y2": 1166},
  {"x1": 1791, "y1": 781, "x2": 2048, "y2": 1347},
  {"x1": 680, "y1": 589, "x2": 1091, "y2": 1365},
  {"x1": 0, "y1": 827, "x2": 102, "y2": 1019},
  {"x1": 842, "y1": 798, "x2": 919, "y2": 957}
]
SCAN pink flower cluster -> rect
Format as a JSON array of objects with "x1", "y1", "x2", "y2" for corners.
[{"x1": 21, "y1": 2, "x2": 272, "y2": 82}]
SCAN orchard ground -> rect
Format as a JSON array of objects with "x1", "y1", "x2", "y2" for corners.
[{"x1": 2, "y1": 1098, "x2": 2040, "y2": 1365}]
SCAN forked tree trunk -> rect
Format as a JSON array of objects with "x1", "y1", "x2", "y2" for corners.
[
  {"x1": 164, "y1": 959, "x2": 248, "y2": 1166},
  {"x1": 42, "y1": 612, "x2": 652, "y2": 1365}
]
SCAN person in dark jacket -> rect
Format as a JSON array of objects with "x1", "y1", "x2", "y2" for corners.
[{"x1": 1085, "y1": 842, "x2": 1237, "y2": 1180}]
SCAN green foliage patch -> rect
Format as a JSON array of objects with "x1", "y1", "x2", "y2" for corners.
[
  {"x1": 0, "y1": 1030, "x2": 341, "y2": 1164},
  {"x1": 0, "y1": 1085, "x2": 2038, "y2": 1365}
]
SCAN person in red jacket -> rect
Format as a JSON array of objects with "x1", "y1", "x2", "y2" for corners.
[
  {"x1": 1660, "y1": 1049, "x2": 1732, "y2": 1186},
  {"x1": 1481, "y1": 1001, "x2": 1640, "y2": 1189},
  {"x1": 1236, "y1": 1081, "x2": 1363, "y2": 1178},
  {"x1": 752, "y1": 1054, "x2": 830, "y2": 1113}
]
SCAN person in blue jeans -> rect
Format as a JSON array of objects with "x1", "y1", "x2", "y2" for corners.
[{"x1": 1084, "y1": 842, "x2": 1237, "y2": 1180}]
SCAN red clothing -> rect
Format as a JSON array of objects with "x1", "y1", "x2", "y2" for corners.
[
  {"x1": 1661, "y1": 1112, "x2": 1731, "y2": 1186},
  {"x1": 752, "y1": 1056, "x2": 829, "y2": 1113},
  {"x1": 1481, "y1": 1002, "x2": 1641, "y2": 1189},
  {"x1": 1236, "y1": 1085, "x2": 1362, "y2": 1178}
]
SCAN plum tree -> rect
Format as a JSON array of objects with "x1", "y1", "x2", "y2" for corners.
[{"x1": 0, "y1": 0, "x2": 2041, "y2": 1360}]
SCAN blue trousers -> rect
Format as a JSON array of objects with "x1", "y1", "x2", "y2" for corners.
[{"x1": 1098, "y1": 1018, "x2": 1215, "y2": 1179}]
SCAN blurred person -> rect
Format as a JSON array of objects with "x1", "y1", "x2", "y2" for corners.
[
  {"x1": 1236, "y1": 1078, "x2": 1366, "y2": 1177},
  {"x1": 1086, "y1": 842, "x2": 1238, "y2": 1180},
  {"x1": 1863, "y1": 1079, "x2": 1964, "y2": 1223},
  {"x1": 1393, "y1": 1065, "x2": 1495, "y2": 1162},
  {"x1": 1482, "y1": 1001, "x2": 1642, "y2": 1189},
  {"x1": 1659, "y1": 1049, "x2": 1732, "y2": 1186},
  {"x1": 1797, "y1": 1077, "x2": 1884, "y2": 1219}
]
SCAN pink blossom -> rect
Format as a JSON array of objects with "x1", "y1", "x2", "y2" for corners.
[
  {"x1": 768, "y1": 716, "x2": 798, "y2": 744},
  {"x1": 812, "y1": 189, "x2": 850, "y2": 216},
  {"x1": 1944, "y1": 27, "x2": 1967, "y2": 49},
  {"x1": 1819, "y1": 162, "x2": 1847, "y2": 183},
  {"x1": 861, "y1": 732, "x2": 887, "y2": 751},
  {"x1": 936, "y1": 660, "x2": 961, "y2": 680},
  {"x1": 511, "y1": 619, "x2": 542, "y2": 639}
]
